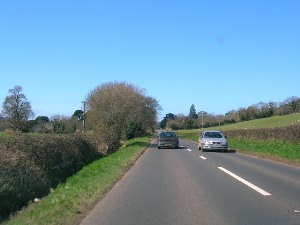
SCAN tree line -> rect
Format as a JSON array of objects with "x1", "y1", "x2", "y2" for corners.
[
  {"x1": 160, "y1": 97, "x2": 300, "y2": 130},
  {"x1": 0, "y1": 83, "x2": 161, "y2": 152},
  {"x1": 0, "y1": 85, "x2": 85, "y2": 134},
  {"x1": 2, "y1": 85, "x2": 299, "y2": 148}
]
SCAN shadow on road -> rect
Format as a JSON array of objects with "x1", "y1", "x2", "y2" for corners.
[
  {"x1": 201, "y1": 149, "x2": 236, "y2": 153},
  {"x1": 226, "y1": 149, "x2": 237, "y2": 153},
  {"x1": 149, "y1": 143, "x2": 188, "y2": 149},
  {"x1": 148, "y1": 143, "x2": 159, "y2": 148}
]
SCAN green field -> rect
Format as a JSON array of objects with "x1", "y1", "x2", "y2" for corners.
[
  {"x1": 176, "y1": 113, "x2": 300, "y2": 138},
  {"x1": 176, "y1": 114, "x2": 300, "y2": 166},
  {"x1": 209, "y1": 113, "x2": 300, "y2": 130}
]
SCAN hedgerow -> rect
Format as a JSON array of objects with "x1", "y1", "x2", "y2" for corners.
[
  {"x1": 0, "y1": 134, "x2": 102, "y2": 216},
  {"x1": 223, "y1": 124, "x2": 300, "y2": 143}
]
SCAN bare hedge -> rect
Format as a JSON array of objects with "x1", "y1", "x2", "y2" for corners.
[
  {"x1": 0, "y1": 134, "x2": 102, "y2": 216},
  {"x1": 223, "y1": 124, "x2": 300, "y2": 143}
]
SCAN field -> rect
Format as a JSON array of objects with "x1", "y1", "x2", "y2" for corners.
[
  {"x1": 176, "y1": 113, "x2": 300, "y2": 167},
  {"x1": 176, "y1": 113, "x2": 300, "y2": 139},
  {"x1": 209, "y1": 113, "x2": 300, "y2": 130}
]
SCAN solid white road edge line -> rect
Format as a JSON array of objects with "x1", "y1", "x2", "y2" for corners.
[
  {"x1": 218, "y1": 167, "x2": 271, "y2": 196},
  {"x1": 199, "y1": 156, "x2": 206, "y2": 160}
]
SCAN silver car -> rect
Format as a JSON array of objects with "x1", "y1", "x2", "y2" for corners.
[{"x1": 198, "y1": 130, "x2": 228, "y2": 152}]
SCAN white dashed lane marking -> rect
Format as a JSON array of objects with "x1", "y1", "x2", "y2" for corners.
[
  {"x1": 188, "y1": 148, "x2": 271, "y2": 196},
  {"x1": 218, "y1": 167, "x2": 271, "y2": 196}
]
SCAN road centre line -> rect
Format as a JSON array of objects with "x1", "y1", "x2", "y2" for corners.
[
  {"x1": 199, "y1": 156, "x2": 206, "y2": 160},
  {"x1": 218, "y1": 167, "x2": 271, "y2": 196}
]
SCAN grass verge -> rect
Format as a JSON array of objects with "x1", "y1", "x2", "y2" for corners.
[
  {"x1": 229, "y1": 138, "x2": 300, "y2": 166},
  {"x1": 2, "y1": 136, "x2": 152, "y2": 225}
]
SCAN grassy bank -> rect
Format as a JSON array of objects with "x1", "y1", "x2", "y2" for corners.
[
  {"x1": 3, "y1": 136, "x2": 152, "y2": 225},
  {"x1": 229, "y1": 138, "x2": 300, "y2": 165},
  {"x1": 210, "y1": 113, "x2": 300, "y2": 130}
]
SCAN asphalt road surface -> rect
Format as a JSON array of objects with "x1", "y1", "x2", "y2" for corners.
[{"x1": 80, "y1": 138, "x2": 300, "y2": 225}]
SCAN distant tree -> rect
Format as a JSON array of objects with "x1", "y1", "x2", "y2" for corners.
[
  {"x1": 268, "y1": 102, "x2": 277, "y2": 116},
  {"x1": 238, "y1": 108, "x2": 251, "y2": 121},
  {"x1": 184, "y1": 117, "x2": 195, "y2": 129},
  {"x1": 23, "y1": 119, "x2": 37, "y2": 132},
  {"x1": 72, "y1": 110, "x2": 84, "y2": 121},
  {"x1": 1, "y1": 86, "x2": 34, "y2": 131},
  {"x1": 35, "y1": 116, "x2": 50, "y2": 123},
  {"x1": 165, "y1": 113, "x2": 175, "y2": 120},
  {"x1": 224, "y1": 110, "x2": 239, "y2": 124},
  {"x1": 160, "y1": 118, "x2": 167, "y2": 129},
  {"x1": 51, "y1": 115, "x2": 77, "y2": 134},
  {"x1": 246, "y1": 105, "x2": 259, "y2": 120},
  {"x1": 257, "y1": 102, "x2": 272, "y2": 118},
  {"x1": 287, "y1": 96, "x2": 300, "y2": 113},
  {"x1": 188, "y1": 104, "x2": 198, "y2": 119},
  {"x1": 168, "y1": 119, "x2": 185, "y2": 130},
  {"x1": 160, "y1": 113, "x2": 176, "y2": 129},
  {"x1": 28, "y1": 116, "x2": 51, "y2": 133}
]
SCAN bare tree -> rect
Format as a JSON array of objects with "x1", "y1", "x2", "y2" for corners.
[
  {"x1": 1, "y1": 86, "x2": 34, "y2": 131},
  {"x1": 86, "y1": 81, "x2": 161, "y2": 153}
]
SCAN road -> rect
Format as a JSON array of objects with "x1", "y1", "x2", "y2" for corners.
[{"x1": 80, "y1": 138, "x2": 300, "y2": 225}]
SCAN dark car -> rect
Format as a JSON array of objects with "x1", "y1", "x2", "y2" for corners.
[{"x1": 157, "y1": 131, "x2": 179, "y2": 149}]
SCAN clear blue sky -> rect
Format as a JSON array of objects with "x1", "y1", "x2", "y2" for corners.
[{"x1": 1, "y1": 0, "x2": 299, "y2": 121}]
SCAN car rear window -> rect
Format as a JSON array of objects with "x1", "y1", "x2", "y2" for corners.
[
  {"x1": 160, "y1": 132, "x2": 176, "y2": 138},
  {"x1": 204, "y1": 132, "x2": 222, "y2": 138}
]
